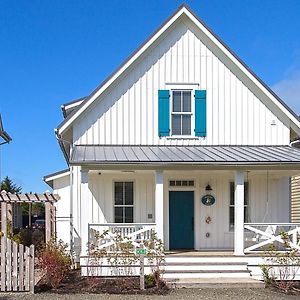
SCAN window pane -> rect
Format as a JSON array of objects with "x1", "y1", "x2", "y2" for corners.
[
  {"x1": 182, "y1": 91, "x2": 191, "y2": 112},
  {"x1": 125, "y1": 207, "x2": 133, "y2": 223},
  {"x1": 172, "y1": 115, "x2": 181, "y2": 135},
  {"x1": 115, "y1": 182, "x2": 123, "y2": 205},
  {"x1": 125, "y1": 182, "x2": 133, "y2": 205},
  {"x1": 173, "y1": 91, "x2": 181, "y2": 112},
  {"x1": 115, "y1": 207, "x2": 123, "y2": 223},
  {"x1": 230, "y1": 182, "x2": 234, "y2": 205},
  {"x1": 244, "y1": 182, "x2": 249, "y2": 205},
  {"x1": 244, "y1": 206, "x2": 248, "y2": 223},
  {"x1": 182, "y1": 115, "x2": 191, "y2": 135},
  {"x1": 229, "y1": 207, "x2": 234, "y2": 228}
]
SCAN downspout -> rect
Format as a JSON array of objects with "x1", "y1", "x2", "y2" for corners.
[{"x1": 55, "y1": 129, "x2": 74, "y2": 257}]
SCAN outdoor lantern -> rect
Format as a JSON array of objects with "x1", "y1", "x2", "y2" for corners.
[{"x1": 205, "y1": 184, "x2": 213, "y2": 192}]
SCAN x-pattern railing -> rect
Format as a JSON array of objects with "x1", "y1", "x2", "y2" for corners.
[
  {"x1": 244, "y1": 223, "x2": 300, "y2": 253},
  {"x1": 89, "y1": 223, "x2": 156, "y2": 251}
]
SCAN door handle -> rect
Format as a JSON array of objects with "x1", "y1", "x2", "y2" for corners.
[{"x1": 192, "y1": 217, "x2": 194, "y2": 231}]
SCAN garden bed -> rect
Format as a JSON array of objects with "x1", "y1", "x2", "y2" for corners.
[{"x1": 35, "y1": 269, "x2": 169, "y2": 295}]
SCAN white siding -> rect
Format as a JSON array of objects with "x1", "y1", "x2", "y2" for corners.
[
  {"x1": 86, "y1": 172, "x2": 155, "y2": 224},
  {"x1": 53, "y1": 174, "x2": 71, "y2": 246},
  {"x1": 73, "y1": 20, "x2": 290, "y2": 146}
]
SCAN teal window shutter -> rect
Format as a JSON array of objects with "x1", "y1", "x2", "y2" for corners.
[
  {"x1": 158, "y1": 90, "x2": 170, "y2": 136},
  {"x1": 195, "y1": 90, "x2": 206, "y2": 137}
]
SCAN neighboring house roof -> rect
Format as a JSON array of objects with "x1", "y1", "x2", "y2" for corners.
[
  {"x1": 0, "y1": 114, "x2": 12, "y2": 144},
  {"x1": 70, "y1": 145, "x2": 300, "y2": 168},
  {"x1": 43, "y1": 169, "x2": 70, "y2": 188},
  {"x1": 56, "y1": 4, "x2": 300, "y2": 136}
]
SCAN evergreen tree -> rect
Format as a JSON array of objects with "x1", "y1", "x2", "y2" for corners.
[{"x1": 0, "y1": 176, "x2": 22, "y2": 194}]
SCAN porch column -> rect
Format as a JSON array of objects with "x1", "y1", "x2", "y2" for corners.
[
  {"x1": 234, "y1": 170, "x2": 245, "y2": 255},
  {"x1": 80, "y1": 169, "x2": 89, "y2": 257},
  {"x1": 155, "y1": 170, "x2": 164, "y2": 242}
]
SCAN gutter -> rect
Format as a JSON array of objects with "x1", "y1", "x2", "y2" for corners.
[
  {"x1": 54, "y1": 129, "x2": 74, "y2": 256},
  {"x1": 54, "y1": 129, "x2": 70, "y2": 164}
]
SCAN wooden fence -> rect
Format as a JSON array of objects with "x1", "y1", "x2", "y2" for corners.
[{"x1": 0, "y1": 235, "x2": 34, "y2": 293}]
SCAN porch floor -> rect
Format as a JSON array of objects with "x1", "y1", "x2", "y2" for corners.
[{"x1": 165, "y1": 251, "x2": 263, "y2": 257}]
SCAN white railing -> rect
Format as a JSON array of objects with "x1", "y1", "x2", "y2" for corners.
[
  {"x1": 244, "y1": 223, "x2": 300, "y2": 253},
  {"x1": 88, "y1": 223, "x2": 156, "y2": 252}
]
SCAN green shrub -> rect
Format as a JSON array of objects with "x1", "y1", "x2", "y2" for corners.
[{"x1": 144, "y1": 274, "x2": 156, "y2": 287}]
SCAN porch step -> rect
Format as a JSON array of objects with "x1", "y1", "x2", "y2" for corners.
[
  {"x1": 163, "y1": 255, "x2": 251, "y2": 279},
  {"x1": 165, "y1": 277, "x2": 265, "y2": 289}
]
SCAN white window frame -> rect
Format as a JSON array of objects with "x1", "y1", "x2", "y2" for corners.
[
  {"x1": 113, "y1": 181, "x2": 134, "y2": 223},
  {"x1": 170, "y1": 89, "x2": 194, "y2": 137},
  {"x1": 229, "y1": 181, "x2": 250, "y2": 231}
]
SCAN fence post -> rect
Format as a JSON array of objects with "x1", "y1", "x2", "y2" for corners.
[
  {"x1": 29, "y1": 245, "x2": 35, "y2": 293},
  {"x1": 1, "y1": 236, "x2": 7, "y2": 291},
  {"x1": 140, "y1": 254, "x2": 145, "y2": 290}
]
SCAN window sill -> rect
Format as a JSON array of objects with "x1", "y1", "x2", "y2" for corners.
[{"x1": 164, "y1": 136, "x2": 202, "y2": 140}]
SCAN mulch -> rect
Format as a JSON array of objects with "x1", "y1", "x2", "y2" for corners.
[{"x1": 35, "y1": 269, "x2": 169, "y2": 295}]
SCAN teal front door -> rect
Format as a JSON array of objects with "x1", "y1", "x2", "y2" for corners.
[{"x1": 169, "y1": 191, "x2": 194, "y2": 249}]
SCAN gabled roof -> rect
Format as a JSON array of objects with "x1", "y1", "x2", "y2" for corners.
[
  {"x1": 0, "y1": 114, "x2": 12, "y2": 144},
  {"x1": 56, "y1": 4, "x2": 300, "y2": 136}
]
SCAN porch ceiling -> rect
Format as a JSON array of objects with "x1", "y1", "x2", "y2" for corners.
[{"x1": 70, "y1": 145, "x2": 300, "y2": 169}]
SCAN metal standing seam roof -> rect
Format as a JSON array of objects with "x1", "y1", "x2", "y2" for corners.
[{"x1": 70, "y1": 145, "x2": 300, "y2": 165}]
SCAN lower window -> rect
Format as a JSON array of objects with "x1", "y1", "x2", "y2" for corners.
[
  {"x1": 229, "y1": 182, "x2": 249, "y2": 230},
  {"x1": 114, "y1": 182, "x2": 134, "y2": 223}
]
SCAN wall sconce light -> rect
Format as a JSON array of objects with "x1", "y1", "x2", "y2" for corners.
[{"x1": 205, "y1": 184, "x2": 212, "y2": 191}]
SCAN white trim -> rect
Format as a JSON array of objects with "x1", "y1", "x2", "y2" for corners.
[
  {"x1": 170, "y1": 89, "x2": 195, "y2": 137},
  {"x1": 56, "y1": 6, "x2": 300, "y2": 136}
]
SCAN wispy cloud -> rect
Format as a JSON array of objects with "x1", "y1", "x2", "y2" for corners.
[{"x1": 272, "y1": 71, "x2": 300, "y2": 115}]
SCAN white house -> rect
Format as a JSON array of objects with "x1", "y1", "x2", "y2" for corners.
[{"x1": 44, "y1": 5, "x2": 300, "y2": 280}]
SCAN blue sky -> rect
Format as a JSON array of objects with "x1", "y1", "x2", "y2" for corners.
[{"x1": 0, "y1": 0, "x2": 300, "y2": 192}]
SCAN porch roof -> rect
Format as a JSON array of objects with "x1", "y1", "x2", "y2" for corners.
[{"x1": 70, "y1": 145, "x2": 300, "y2": 167}]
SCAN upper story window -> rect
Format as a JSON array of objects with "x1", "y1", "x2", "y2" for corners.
[
  {"x1": 171, "y1": 90, "x2": 192, "y2": 135},
  {"x1": 158, "y1": 88, "x2": 206, "y2": 138}
]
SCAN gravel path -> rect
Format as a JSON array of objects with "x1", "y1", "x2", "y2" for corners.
[{"x1": 0, "y1": 288, "x2": 298, "y2": 300}]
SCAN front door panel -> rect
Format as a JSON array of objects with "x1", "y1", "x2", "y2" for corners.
[{"x1": 169, "y1": 191, "x2": 194, "y2": 249}]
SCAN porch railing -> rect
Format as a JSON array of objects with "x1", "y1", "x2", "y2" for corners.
[
  {"x1": 244, "y1": 223, "x2": 300, "y2": 253},
  {"x1": 88, "y1": 223, "x2": 156, "y2": 252}
]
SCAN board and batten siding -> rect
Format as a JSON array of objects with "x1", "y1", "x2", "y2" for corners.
[
  {"x1": 71, "y1": 170, "x2": 289, "y2": 250},
  {"x1": 291, "y1": 175, "x2": 300, "y2": 223},
  {"x1": 73, "y1": 19, "x2": 290, "y2": 146},
  {"x1": 53, "y1": 174, "x2": 71, "y2": 247}
]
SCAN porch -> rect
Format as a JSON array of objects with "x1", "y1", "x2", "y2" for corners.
[{"x1": 69, "y1": 144, "x2": 300, "y2": 261}]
